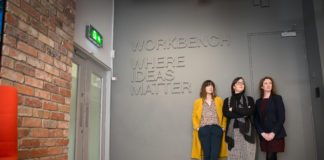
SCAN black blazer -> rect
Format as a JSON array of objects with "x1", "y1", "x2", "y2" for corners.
[{"x1": 254, "y1": 94, "x2": 287, "y2": 140}]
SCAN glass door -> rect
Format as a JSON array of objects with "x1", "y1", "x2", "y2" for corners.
[{"x1": 68, "y1": 52, "x2": 107, "y2": 160}]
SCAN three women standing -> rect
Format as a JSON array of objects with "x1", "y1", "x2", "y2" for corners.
[
  {"x1": 223, "y1": 77, "x2": 256, "y2": 160},
  {"x1": 254, "y1": 77, "x2": 286, "y2": 160},
  {"x1": 191, "y1": 80, "x2": 228, "y2": 160}
]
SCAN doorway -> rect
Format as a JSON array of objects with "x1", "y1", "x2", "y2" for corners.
[
  {"x1": 248, "y1": 31, "x2": 317, "y2": 159},
  {"x1": 68, "y1": 48, "x2": 109, "y2": 160}
]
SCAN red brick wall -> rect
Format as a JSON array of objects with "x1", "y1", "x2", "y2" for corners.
[{"x1": 0, "y1": 0, "x2": 76, "y2": 159}]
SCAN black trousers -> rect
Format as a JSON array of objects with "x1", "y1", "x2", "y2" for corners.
[{"x1": 198, "y1": 125, "x2": 223, "y2": 160}]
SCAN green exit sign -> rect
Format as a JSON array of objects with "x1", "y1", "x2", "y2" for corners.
[{"x1": 86, "y1": 25, "x2": 103, "y2": 48}]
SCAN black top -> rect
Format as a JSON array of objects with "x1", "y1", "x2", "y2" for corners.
[
  {"x1": 223, "y1": 93, "x2": 256, "y2": 150},
  {"x1": 254, "y1": 94, "x2": 287, "y2": 140}
]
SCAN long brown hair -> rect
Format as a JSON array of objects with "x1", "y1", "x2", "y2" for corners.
[
  {"x1": 258, "y1": 76, "x2": 277, "y2": 98},
  {"x1": 200, "y1": 80, "x2": 217, "y2": 99}
]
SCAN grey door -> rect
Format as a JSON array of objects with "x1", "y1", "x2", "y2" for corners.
[
  {"x1": 248, "y1": 31, "x2": 316, "y2": 160},
  {"x1": 68, "y1": 52, "x2": 107, "y2": 160}
]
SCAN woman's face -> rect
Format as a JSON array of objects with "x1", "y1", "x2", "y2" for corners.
[
  {"x1": 205, "y1": 84, "x2": 214, "y2": 94},
  {"x1": 233, "y1": 79, "x2": 245, "y2": 93},
  {"x1": 262, "y1": 79, "x2": 272, "y2": 92}
]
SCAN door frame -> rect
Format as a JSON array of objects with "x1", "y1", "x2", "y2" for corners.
[{"x1": 72, "y1": 43, "x2": 111, "y2": 160}]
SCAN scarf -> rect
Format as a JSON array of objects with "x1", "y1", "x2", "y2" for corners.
[{"x1": 226, "y1": 94, "x2": 256, "y2": 150}]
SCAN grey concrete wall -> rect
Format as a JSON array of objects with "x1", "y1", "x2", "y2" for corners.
[
  {"x1": 303, "y1": 0, "x2": 324, "y2": 159},
  {"x1": 74, "y1": 0, "x2": 114, "y2": 68},
  {"x1": 111, "y1": 0, "x2": 317, "y2": 159}
]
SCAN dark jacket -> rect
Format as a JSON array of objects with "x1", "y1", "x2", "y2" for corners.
[{"x1": 254, "y1": 94, "x2": 287, "y2": 141}]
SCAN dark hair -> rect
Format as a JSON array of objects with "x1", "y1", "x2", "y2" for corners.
[
  {"x1": 258, "y1": 76, "x2": 277, "y2": 98},
  {"x1": 231, "y1": 77, "x2": 245, "y2": 95},
  {"x1": 200, "y1": 80, "x2": 217, "y2": 99}
]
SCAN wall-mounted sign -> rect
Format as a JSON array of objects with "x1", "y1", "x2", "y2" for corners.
[{"x1": 86, "y1": 25, "x2": 103, "y2": 48}]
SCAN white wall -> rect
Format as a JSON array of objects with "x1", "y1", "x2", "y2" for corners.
[{"x1": 74, "y1": 0, "x2": 114, "y2": 68}]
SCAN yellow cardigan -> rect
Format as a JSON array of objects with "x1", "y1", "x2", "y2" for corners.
[{"x1": 191, "y1": 97, "x2": 228, "y2": 160}]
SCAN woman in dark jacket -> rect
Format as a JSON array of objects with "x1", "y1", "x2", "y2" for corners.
[
  {"x1": 254, "y1": 76, "x2": 287, "y2": 160},
  {"x1": 223, "y1": 77, "x2": 256, "y2": 160}
]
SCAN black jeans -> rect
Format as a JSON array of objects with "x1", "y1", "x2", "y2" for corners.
[{"x1": 198, "y1": 125, "x2": 223, "y2": 160}]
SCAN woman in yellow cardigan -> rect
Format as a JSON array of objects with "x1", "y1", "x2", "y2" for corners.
[{"x1": 191, "y1": 80, "x2": 228, "y2": 160}]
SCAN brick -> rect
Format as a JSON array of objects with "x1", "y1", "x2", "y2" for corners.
[
  {"x1": 1, "y1": 56, "x2": 15, "y2": 68},
  {"x1": 4, "y1": 12, "x2": 18, "y2": 27},
  {"x1": 31, "y1": 18, "x2": 47, "y2": 35},
  {"x1": 2, "y1": 45, "x2": 27, "y2": 62},
  {"x1": 59, "y1": 87, "x2": 71, "y2": 97},
  {"x1": 56, "y1": 139, "x2": 69, "y2": 146},
  {"x1": 64, "y1": 113, "x2": 70, "y2": 121},
  {"x1": 27, "y1": 56, "x2": 45, "y2": 69},
  {"x1": 51, "y1": 94, "x2": 65, "y2": 104},
  {"x1": 31, "y1": 0, "x2": 49, "y2": 16},
  {"x1": 38, "y1": 51, "x2": 54, "y2": 64},
  {"x1": 61, "y1": 40, "x2": 74, "y2": 52},
  {"x1": 46, "y1": 46, "x2": 60, "y2": 57},
  {"x1": 64, "y1": 97, "x2": 71, "y2": 105},
  {"x1": 31, "y1": 148, "x2": 48, "y2": 158},
  {"x1": 35, "y1": 69, "x2": 52, "y2": 82},
  {"x1": 39, "y1": 33, "x2": 55, "y2": 48},
  {"x1": 18, "y1": 117, "x2": 23, "y2": 127},
  {"x1": 44, "y1": 83, "x2": 59, "y2": 94},
  {"x1": 0, "y1": 79, "x2": 14, "y2": 86},
  {"x1": 15, "y1": 61, "x2": 36, "y2": 76},
  {"x1": 18, "y1": 128, "x2": 30, "y2": 138},
  {"x1": 35, "y1": 89, "x2": 51, "y2": 100},
  {"x1": 18, "y1": 95, "x2": 24, "y2": 105},
  {"x1": 43, "y1": 101, "x2": 58, "y2": 111},
  {"x1": 51, "y1": 112, "x2": 64, "y2": 120},
  {"x1": 33, "y1": 109, "x2": 50, "y2": 119},
  {"x1": 53, "y1": 77, "x2": 70, "y2": 89},
  {"x1": 18, "y1": 149, "x2": 31, "y2": 159},
  {"x1": 18, "y1": 41, "x2": 38, "y2": 58},
  {"x1": 45, "y1": 64, "x2": 60, "y2": 76},
  {"x1": 18, "y1": 106, "x2": 33, "y2": 116},
  {"x1": 62, "y1": 23, "x2": 74, "y2": 37},
  {"x1": 2, "y1": 34, "x2": 17, "y2": 47},
  {"x1": 23, "y1": 96, "x2": 42, "y2": 108},
  {"x1": 6, "y1": 2, "x2": 30, "y2": 23},
  {"x1": 40, "y1": 139, "x2": 56, "y2": 147},
  {"x1": 55, "y1": 154, "x2": 68, "y2": 160},
  {"x1": 1, "y1": 67, "x2": 25, "y2": 83},
  {"x1": 21, "y1": 1, "x2": 40, "y2": 21},
  {"x1": 18, "y1": 20, "x2": 38, "y2": 38},
  {"x1": 66, "y1": 65, "x2": 72, "y2": 74},
  {"x1": 28, "y1": 36, "x2": 46, "y2": 52},
  {"x1": 55, "y1": 43, "x2": 68, "y2": 56},
  {"x1": 49, "y1": 129, "x2": 63, "y2": 137},
  {"x1": 21, "y1": 139, "x2": 40, "y2": 148},
  {"x1": 63, "y1": 129, "x2": 69, "y2": 137},
  {"x1": 31, "y1": 128, "x2": 49, "y2": 137},
  {"x1": 59, "y1": 71, "x2": 72, "y2": 82},
  {"x1": 43, "y1": 119, "x2": 57, "y2": 129},
  {"x1": 57, "y1": 121, "x2": 69, "y2": 129},
  {"x1": 25, "y1": 76, "x2": 44, "y2": 88},
  {"x1": 48, "y1": 147, "x2": 63, "y2": 155},
  {"x1": 58, "y1": 104, "x2": 70, "y2": 113},
  {"x1": 56, "y1": 27, "x2": 70, "y2": 40},
  {"x1": 14, "y1": 83, "x2": 35, "y2": 96},
  {"x1": 22, "y1": 117, "x2": 42, "y2": 127},
  {"x1": 54, "y1": 58, "x2": 66, "y2": 71}
]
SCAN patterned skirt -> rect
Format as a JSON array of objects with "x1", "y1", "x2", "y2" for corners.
[{"x1": 228, "y1": 128, "x2": 256, "y2": 160}]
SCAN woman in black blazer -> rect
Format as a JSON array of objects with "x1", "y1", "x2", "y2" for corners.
[{"x1": 254, "y1": 77, "x2": 287, "y2": 160}]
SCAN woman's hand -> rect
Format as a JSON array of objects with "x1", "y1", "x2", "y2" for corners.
[
  {"x1": 229, "y1": 107, "x2": 232, "y2": 111},
  {"x1": 268, "y1": 132, "x2": 275, "y2": 141},
  {"x1": 197, "y1": 128, "x2": 199, "y2": 131}
]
